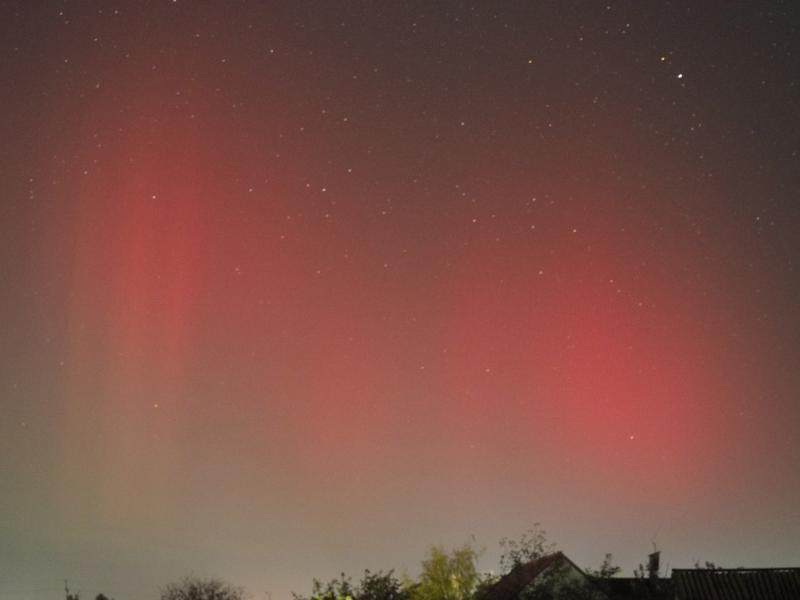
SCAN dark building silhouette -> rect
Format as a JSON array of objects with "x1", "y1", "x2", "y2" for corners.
[
  {"x1": 672, "y1": 568, "x2": 800, "y2": 600},
  {"x1": 481, "y1": 553, "x2": 800, "y2": 600}
]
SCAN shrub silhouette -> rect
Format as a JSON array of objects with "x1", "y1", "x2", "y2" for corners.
[{"x1": 161, "y1": 576, "x2": 245, "y2": 600}]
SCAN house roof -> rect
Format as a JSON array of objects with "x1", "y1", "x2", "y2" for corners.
[
  {"x1": 672, "y1": 568, "x2": 800, "y2": 600},
  {"x1": 595, "y1": 577, "x2": 672, "y2": 600},
  {"x1": 482, "y1": 552, "x2": 585, "y2": 600}
]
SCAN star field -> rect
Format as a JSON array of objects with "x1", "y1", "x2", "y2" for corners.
[{"x1": 1, "y1": 2, "x2": 799, "y2": 599}]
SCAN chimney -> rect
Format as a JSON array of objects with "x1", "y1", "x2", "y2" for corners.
[{"x1": 647, "y1": 551, "x2": 660, "y2": 580}]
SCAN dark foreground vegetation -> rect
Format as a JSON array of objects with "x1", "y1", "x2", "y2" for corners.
[{"x1": 66, "y1": 525, "x2": 674, "y2": 600}]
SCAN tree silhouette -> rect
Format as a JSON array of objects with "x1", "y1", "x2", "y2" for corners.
[
  {"x1": 161, "y1": 577, "x2": 245, "y2": 600},
  {"x1": 585, "y1": 554, "x2": 621, "y2": 579},
  {"x1": 411, "y1": 543, "x2": 482, "y2": 600},
  {"x1": 294, "y1": 569, "x2": 409, "y2": 600},
  {"x1": 498, "y1": 524, "x2": 555, "y2": 574}
]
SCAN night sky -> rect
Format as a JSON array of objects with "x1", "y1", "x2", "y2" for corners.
[{"x1": 2, "y1": 1, "x2": 799, "y2": 599}]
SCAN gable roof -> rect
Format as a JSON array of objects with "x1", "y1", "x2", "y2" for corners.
[
  {"x1": 672, "y1": 568, "x2": 800, "y2": 600},
  {"x1": 482, "y1": 552, "x2": 586, "y2": 600}
]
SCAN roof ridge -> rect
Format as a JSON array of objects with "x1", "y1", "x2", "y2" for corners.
[{"x1": 672, "y1": 567, "x2": 800, "y2": 572}]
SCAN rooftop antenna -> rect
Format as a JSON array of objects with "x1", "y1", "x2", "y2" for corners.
[
  {"x1": 648, "y1": 548, "x2": 661, "y2": 581},
  {"x1": 651, "y1": 523, "x2": 662, "y2": 549}
]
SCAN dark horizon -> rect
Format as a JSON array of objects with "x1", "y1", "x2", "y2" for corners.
[{"x1": 2, "y1": 2, "x2": 799, "y2": 599}]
